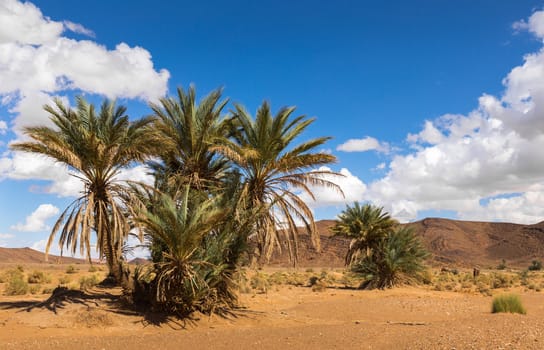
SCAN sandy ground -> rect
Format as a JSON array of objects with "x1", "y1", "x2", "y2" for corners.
[{"x1": 1, "y1": 283, "x2": 544, "y2": 350}]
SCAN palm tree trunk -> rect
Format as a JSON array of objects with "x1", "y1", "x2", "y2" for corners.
[{"x1": 103, "y1": 228, "x2": 132, "y2": 291}]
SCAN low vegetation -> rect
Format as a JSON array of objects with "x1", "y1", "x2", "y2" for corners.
[
  {"x1": 492, "y1": 294, "x2": 526, "y2": 314},
  {"x1": 4, "y1": 269, "x2": 29, "y2": 296}
]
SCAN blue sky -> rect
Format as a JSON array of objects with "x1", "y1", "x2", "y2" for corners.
[{"x1": 2, "y1": 0, "x2": 544, "y2": 254}]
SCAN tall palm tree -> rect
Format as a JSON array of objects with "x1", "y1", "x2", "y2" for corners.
[
  {"x1": 11, "y1": 97, "x2": 155, "y2": 285},
  {"x1": 148, "y1": 85, "x2": 230, "y2": 192},
  {"x1": 221, "y1": 101, "x2": 341, "y2": 264},
  {"x1": 332, "y1": 202, "x2": 398, "y2": 265}
]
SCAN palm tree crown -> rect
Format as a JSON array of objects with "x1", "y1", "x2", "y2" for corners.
[
  {"x1": 332, "y1": 202, "x2": 398, "y2": 265},
  {"x1": 149, "y1": 86, "x2": 230, "y2": 192},
  {"x1": 11, "y1": 97, "x2": 154, "y2": 282},
  {"x1": 222, "y1": 101, "x2": 341, "y2": 263}
]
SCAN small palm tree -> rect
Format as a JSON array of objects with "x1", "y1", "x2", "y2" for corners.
[
  {"x1": 149, "y1": 85, "x2": 230, "y2": 192},
  {"x1": 332, "y1": 202, "x2": 397, "y2": 265},
  {"x1": 352, "y1": 227, "x2": 429, "y2": 289},
  {"x1": 133, "y1": 187, "x2": 223, "y2": 316},
  {"x1": 133, "y1": 182, "x2": 260, "y2": 316},
  {"x1": 11, "y1": 97, "x2": 154, "y2": 285},
  {"x1": 221, "y1": 101, "x2": 340, "y2": 264}
]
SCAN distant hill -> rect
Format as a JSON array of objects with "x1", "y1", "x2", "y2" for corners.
[
  {"x1": 269, "y1": 218, "x2": 544, "y2": 268},
  {"x1": 406, "y1": 218, "x2": 544, "y2": 267},
  {"x1": 3, "y1": 218, "x2": 544, "y2": 268},
  {"x1": 0, "y1": 247, "x2": 87, "y2": 264}
]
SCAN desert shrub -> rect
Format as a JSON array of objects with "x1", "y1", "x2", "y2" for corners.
[
  {"x1": 284, "y1": 272, "x2": 307, "y2": 286},
  {"x1": 4, "y1": 271, "x2": 29, "y2": 295},
  {"x1": 497, "y1": 259, "x2": 507, "y2": 270},
  {"x1": 461, "y1": 280, "x2": 474, "y2": 289},
  {"x1": 319, "y1": 270, "x2": 337, "y2": 284},
  {"x1": 528, "y1": 260, "x2": 542, "y2": 271},
  {"x1": 65, "y1": 265, "x2": 77, "y2": 274},
  {"x1": 79, "y1": 275, "x2": 100, "y2": 290},
  {"x1": 311, "y1": 278, "x2": 328, "y2": 292},
  {"x1": 16, "y1": 265, "x2": 24, "y2": 272},
  {"x1": 250, "y1": 272, "x2": 270, "y2": 293},
  {"x1": 268, "y1": 271, "x2": 288, "y2": 285},
  {"x1": 2, "y1": 269, "x2": 26, "y2": 282},
  {"x1": 88, "y1": 265, "x2": 99, "y2": 273},
  {"x1": 490, "y1": 272, "x2": 513, "y2": 289},
  {"x1": 420, "y1": 269, "x2": 433, "y2": 285},
  {"x1": 491, "y1": 294, "x2": 526, "y2": 314},
  {"x1": 58, "y1": 275, "x2": 71, "y2": 285},
  {"x1": 352, "y1": 227, "x2": 429, "y2": 289},
  {"x1": 29, "y1": 285, "x2": 41, "y2": 294},
  {"x1": 42, "y1": 287, "x2": 54, "y2": 294},
  {"x1": 519, "y1": 270, "x2": 529, "y2": 286},
  {"x1": 27, "y1": 270, "x2": 51, "y2": 284}
]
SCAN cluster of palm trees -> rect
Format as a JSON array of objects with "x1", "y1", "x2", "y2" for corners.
[
  {"x1": 332, "y1": 202, "x2": 429, "y2": 289},
  {"x1": 11, "y1": 86, "x2": 340, "y2": 316}
]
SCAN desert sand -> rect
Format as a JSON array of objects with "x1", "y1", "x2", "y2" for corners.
[{"x1": 1, "y1": 264, "x2": 544, "y2": 350}]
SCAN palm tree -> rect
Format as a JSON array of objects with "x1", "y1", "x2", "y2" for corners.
[
  {"x1": 221, "y1": 101, "x2": 341, "y2": 264},
  {"x1": 332, "y1": 202, "x2": 397, "y2": 265},
  {"x1": 352, "y1": 226, "x2": 429, "y2": 289},
  {"x1": 148, "y1": 85, "x2": 230, "y2": 192},
  {"x1": 133, "y1": 182, "x2": 260, "y2": 316},
  {"x1": 11, "y1": 97, "x2": 154, "y2": 285}
]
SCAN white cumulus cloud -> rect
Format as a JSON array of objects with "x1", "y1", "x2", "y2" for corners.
[
  {"x1": 0, "y1": 0, "x2": 170, "y2": 198},
  {"x1": 337, "y1": 136, "x2": 390, "y2": 153},
  {"x1": 11, "y1": 203, "x2": 59, "y2": 232},
  {"x1": 299, "y1": 166, "x2": 367, "y2": 208},
  {"x1": 363, "y1": 9, "x2": 544, "y2": 224}
]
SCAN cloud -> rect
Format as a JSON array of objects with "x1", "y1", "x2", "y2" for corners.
[
  {"x1": 0, "y1": 151, "x2": 83, "y2": 197},
  {"x1": 11, "y1": 203, "x2": 59, "y2": 232},
  {"x1": 512, "y1": 10, "x2": 544, "y2": 40},
  {"x1": 406, "y1": 120, "x2": 444, "y2": 145},
  {"x1": 337, "y1": 136, "x2": 390, "y2": 153},
  {"x1": 362, "y1": 9, "x2": 544, "y2": 224},
  {"x1": 0, "y1": 0, "x2": 63, "y2": 45},
  {"x1": 299, "y1": 166, "x2": 367, "y2": 208},
  {"x1": 63, "y1": 21, "x2": 95, "y2": 37},
  {"x1": 0, "y1": 0, "x2": 170, "y2": 197}
]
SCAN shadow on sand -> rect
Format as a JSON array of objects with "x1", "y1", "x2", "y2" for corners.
[{"x1": 0, "y1": 286, "x2": 258, "y2": 329}]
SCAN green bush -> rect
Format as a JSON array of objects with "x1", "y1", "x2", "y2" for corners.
[
  {"x1": 27, "y1": 270, "x2": 51, "y2": 284},
  {"x1": 250, "y1": 272, "x2": 270, "y2": 293},
  {"x1": 490, "y1": 272, "x2": 513, "y2": 289},
  {"x1": 528, "y1": 260, "x2": 542, "y2": 271},
  {"x1": 491, "y1": 294, "x2": 526, "y2": 314},
  {"x1": 65, "y1": 265, "x2": 78, "y2": 274},
  {"x1": 58, "y1": 275, "x2": 71, "y2": 285},
  {"x1": 29, "y1": 285, "x2": 41, "y2": 294},
  {"x1": 79, "y1": 274, "x2": 100, "y2": 290},
  {"x1": 1, "y1": 269, "x2": 23, "y2": 281},
  {"x1": 5, "y1": 271, "x2": 29, "y2": 296}
]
